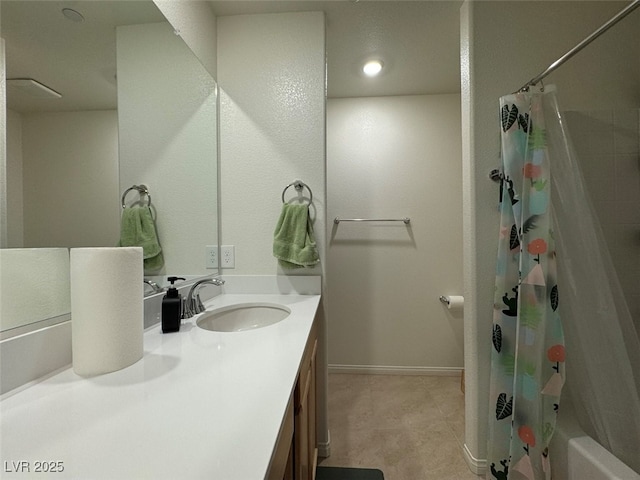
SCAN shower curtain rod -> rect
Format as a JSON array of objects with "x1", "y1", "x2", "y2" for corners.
[{"x1": 516, "y1": 0, "x2": 640, "y2": 93}]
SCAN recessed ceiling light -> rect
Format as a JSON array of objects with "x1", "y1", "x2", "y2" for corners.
[
  {"x1": 363, "y1": 60, "x2": 383, "y2": 77},
  {"x1": 62, "y1": 8, "x2": 84, "y2": 23}
]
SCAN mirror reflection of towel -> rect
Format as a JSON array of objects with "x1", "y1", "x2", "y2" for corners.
[
  {"x1": 117, "y1": 206, "x2": 164, "y2": 273},
  {"x1": 273, "y1": 204, "x2": 320, "y2": 269}
]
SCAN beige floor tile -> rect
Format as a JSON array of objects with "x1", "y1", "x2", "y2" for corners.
[
  {"x1": 371, "y1": 393, "x2": 441, "y2": 430},
  {"x1": 328, "y1": 373, "x2": 371, "y2": 391},
  {"x1": 323, "y1": 373, "x2": 482, "y2": 479},
  {"x1": 319, "y1": 427, "x2": 385, "y2": 468}
]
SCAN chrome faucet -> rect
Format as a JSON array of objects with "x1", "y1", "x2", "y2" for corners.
[
  {"x1": 143, "y1": 279, "x2": 165, "y2": 296},
  {"x1": 183, "y1": 277, "x2": 225, "y2": 318}
]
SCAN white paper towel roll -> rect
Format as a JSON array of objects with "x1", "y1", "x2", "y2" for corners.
[
  {"x1": 442, "y1": 295, "x2": 464, "y2": 311},
  {"x1": 71, "y1": 247, "x2": 144, "y2": 376}
]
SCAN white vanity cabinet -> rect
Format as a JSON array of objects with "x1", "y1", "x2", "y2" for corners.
[{"x1": 0, "y1": 293, "x2": 321, "y2": 480}]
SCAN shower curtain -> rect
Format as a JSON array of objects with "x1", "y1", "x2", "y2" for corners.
[
  {"x1": 487, "y1": 90, "x2": 565, "y2": 480},
  {"x1": 488, "y1": 88, "x2": 640, "y2": 478}
]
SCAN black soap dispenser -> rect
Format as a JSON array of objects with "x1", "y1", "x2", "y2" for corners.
[{"x1": 162, "y1": 276, "x2": 185, "y2": 333}]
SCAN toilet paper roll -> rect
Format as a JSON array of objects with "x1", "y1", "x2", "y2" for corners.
[
  {"x1": 71, "y1": 247, "x2": 144, "y2": 377},
  {"x1": 443, "y1": 295, "x2": 464, "y2": 311}
]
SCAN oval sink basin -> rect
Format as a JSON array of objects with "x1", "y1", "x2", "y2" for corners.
[{"x1": 196, "y1": 303, "x2": 291, "y2": 332}]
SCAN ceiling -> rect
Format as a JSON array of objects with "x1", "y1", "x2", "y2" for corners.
[
  {"x1": 2, "y1": 0, "x2": 166, "y2": 113},
  {"x1": 208, "y1": 1, "x2": 463, "y2": 98},
  {"x1": 1, "y1": 0, "x2": 462, "y2": 113}
]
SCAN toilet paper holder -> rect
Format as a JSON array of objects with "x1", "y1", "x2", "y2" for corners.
[{"x1": 439, "y1": 295, "x2": 464, "y2": 310}]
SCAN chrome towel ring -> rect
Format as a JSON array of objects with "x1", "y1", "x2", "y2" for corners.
[
  {"x1": 281, "y1": 180, "x2": 313, "y2": 206},
  {"x1": 121, "y1": 184, "x2": 151, "y2": 209}
]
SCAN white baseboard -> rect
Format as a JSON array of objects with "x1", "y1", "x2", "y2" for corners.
[
  {"x1": 463, "y1": 443, "x2": 487, "y2": 475},
  {"x1": 328, "y1": 364, "x2": 462, "y2": 376},
  {"x1": 318, "y1": 430, "x2": 330, "y2": 458}
]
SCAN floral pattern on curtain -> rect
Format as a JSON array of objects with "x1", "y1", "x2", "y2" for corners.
[{"x1": 487, "y1": 91, "x2": 565, "y2": 480}]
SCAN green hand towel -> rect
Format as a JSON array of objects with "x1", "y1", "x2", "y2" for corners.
[
  {"x1": 273, "y1": 204, "x2": 320, "y2": 269},
  {"x1": 117, "y1": 206, "x2": 164, "y2": 273}
]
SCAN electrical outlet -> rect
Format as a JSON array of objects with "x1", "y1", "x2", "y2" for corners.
[
  {"x1": 221, "y1": 245, "x2": 235, "y2": 269},
  {"x1": 205, "y1": 245, "x2": 218, "y2": 269}
]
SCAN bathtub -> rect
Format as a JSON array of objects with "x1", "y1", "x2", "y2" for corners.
[{"x1": 550, "y1": 400, "x2": 640, "y2": 480}]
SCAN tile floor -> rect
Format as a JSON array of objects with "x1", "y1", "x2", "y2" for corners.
[{"x1": 318, "y1": 373, "x2": 482, "y2": 480}]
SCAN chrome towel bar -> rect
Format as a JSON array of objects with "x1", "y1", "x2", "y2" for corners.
[{"x1": 334, "y1": 217, "x2": 410, "y2": 225}]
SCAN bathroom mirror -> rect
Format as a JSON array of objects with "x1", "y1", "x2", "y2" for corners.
[{"x1": 0, "y1": 0, "x2": 220, "y2": 334}]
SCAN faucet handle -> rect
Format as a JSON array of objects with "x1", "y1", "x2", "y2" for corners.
[
  {"x1": 143, "y1": 279, "x2": 165, "y2": 296},
  {"x1": 183, "y1": 297, "x2": 197, "y2": 319},
  {"x1": 195, "y1": 293, "x2": 206, "y2": 314}
]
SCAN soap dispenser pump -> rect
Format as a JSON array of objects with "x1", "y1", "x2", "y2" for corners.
[{"x1": 162, "y1": 276, "x2": 185, "y2": 333}]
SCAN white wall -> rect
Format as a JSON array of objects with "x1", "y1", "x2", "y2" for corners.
[
  {"x1": 461, "y1": 0, "x2": 640, "y2": 470},
  {"x1": 153, "y1": 0, "x2": 217, "y2": 79},
  {"x1": 0, "y1": 248, "x2": 70, "y2": 331},
  {"x1": 1, "y1": 37, "x2": 7, "y2": 248},
  {"x1": 21, "y1": 110, "x2": 120, "y2": 247},
  {"x1": 6, "y1": 109, "x2": 23, "y2": 247},
  {"x1": 216, "y1": 10, "x2": 328, "y2": 453},
  {"x1": 117, "y1": 21, "x2": 218, "y2": 276},
  {"x1": 327, "y1": 94, "x2": 463, "y2": 372}
]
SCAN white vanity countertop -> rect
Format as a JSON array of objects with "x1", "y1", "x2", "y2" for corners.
[{"x1": 0, "y1": 293, "x2": 321, "y2": 479}]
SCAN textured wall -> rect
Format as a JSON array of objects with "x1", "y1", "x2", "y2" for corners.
[
  {"x1": 217, "y1": 12, "x2": 326, "y2": 276},
  {"x1": 0, "y1": 248, "x2": 70, "y2": 331},
  {"x1": 327, "y1": 94, "x2": 463, "y2": 371}
]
